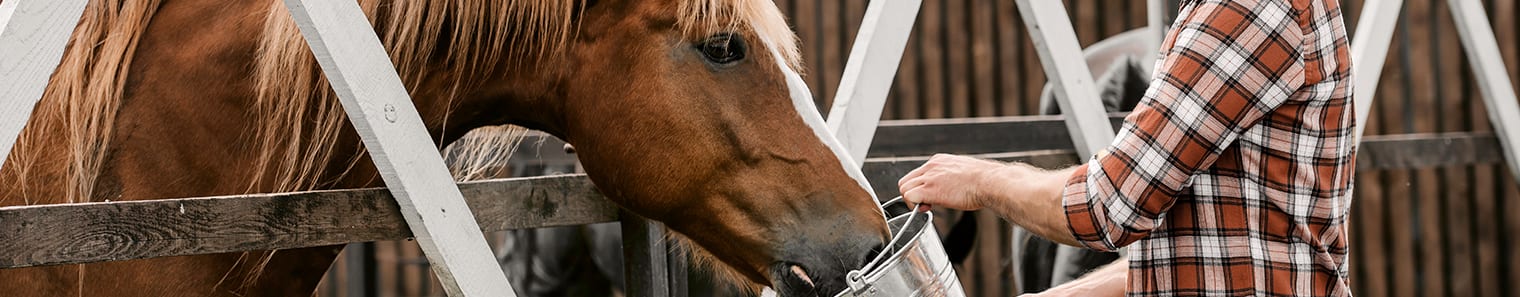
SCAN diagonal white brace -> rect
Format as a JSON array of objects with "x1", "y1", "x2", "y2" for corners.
[
  {"x1": 1447, "y1": 0, "x2": 1520, "y2": 184},
  {"x1": 824, "y1": 0, "x2": 923, "y2": 164},
  {"x1": 0, "y1": 0, "x2": 88, "y2": 169},
  {"x1": 280, "y1": 0, "x2": 514, "y2": 296},
  {"x1": 1014, "y1": 0, "x2": 1116, "y2": 158},
  {"x1": 1350, "y1": 0, "x2": 1404, "y2": 140}
]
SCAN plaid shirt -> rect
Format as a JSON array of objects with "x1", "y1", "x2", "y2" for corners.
[{"x1": 1062, "y1": 0, "x2": 1355, "y2": 296}]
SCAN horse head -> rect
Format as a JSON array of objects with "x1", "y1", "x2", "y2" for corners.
[{"x1": 457, "y1": 0, "x2": 891, "y2": 294}]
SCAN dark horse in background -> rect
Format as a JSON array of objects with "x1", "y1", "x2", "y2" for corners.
[
  {"x1": 0, "y1": 0, "x2": 892, "y2": 295},
  {"x1": 490, "y1": 28, "x2": 1155, "y2": 296}
]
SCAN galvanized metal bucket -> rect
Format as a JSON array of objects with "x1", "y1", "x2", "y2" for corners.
[{"x1": 834, "y1": 197, "x2": 965, "y2": 297}]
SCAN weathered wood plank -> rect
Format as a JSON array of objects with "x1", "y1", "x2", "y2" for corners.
[
  {"x1": 620, "y1": 212, "x2": 670, "y2": 297},
  {"x1": 0, "y1": 175, "x2": 616, "y2": 269},
  {"x1": 0, "y1": 0, "x2": 89, "y2": 168},
  {"x1": 504, "y1": 120, "x2": 1507, "y2": 171},
  {"x1": 0, "y1": 130, "x2": 1506, "y2": 271},
  {"x1": 866, "y1": 114, "x2": 1126, "y2": 157}
]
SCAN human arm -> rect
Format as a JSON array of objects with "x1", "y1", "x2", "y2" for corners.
[
  {"x1": 903, "y1": 0, "x2": 1309, "y2": 251},
  {"x1": 897, "y1": 154, "x2": 1080, "y2": 246},
  {"x1": 1020, "y1": 257, "x2": 1128, "y2": 297}
]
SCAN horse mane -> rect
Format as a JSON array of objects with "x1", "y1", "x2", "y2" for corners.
[{"x1": 1, "y1": 1, "x2": 164, "y2": 204}]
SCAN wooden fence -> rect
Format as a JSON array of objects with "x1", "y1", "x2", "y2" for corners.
[{"x1": 255, "y1": 0, "x2": 1520, "y2": 296}]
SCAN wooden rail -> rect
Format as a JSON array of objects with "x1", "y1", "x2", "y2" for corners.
[{"x1": 0, "y1": 127, "x2": 1500, "y2": 269}]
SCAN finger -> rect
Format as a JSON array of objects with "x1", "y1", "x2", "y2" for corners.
[
  {"x1": 898, "y1": 178, "x2": 927, "y2": 198},
  {"x1": 902, "y1": 187, "x2": 926, "y2": 204},
  {"x1": 897, "y1": 162, "x2": 934, "y2": 189}
]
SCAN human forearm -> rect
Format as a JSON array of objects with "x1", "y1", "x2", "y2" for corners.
[
  {"x1": 980, "y1": 164, "x2": 1081, "y2": 247},
  {"x1": 1024, "y1": 257, "x2": 1128, "y2": 297}
]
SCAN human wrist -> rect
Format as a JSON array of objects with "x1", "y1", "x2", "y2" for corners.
[{"x1": 972, "y1": 163, "x2": 1016, "y2": 211}]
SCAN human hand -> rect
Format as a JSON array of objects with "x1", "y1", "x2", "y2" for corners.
[{"x1": 896, "y1": 154, "x2": 1011, "y2": 210}]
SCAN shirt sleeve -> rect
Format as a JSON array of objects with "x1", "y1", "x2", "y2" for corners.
[{"x1": 1062, "y1": 0, "x2": 1308, "y2": 252}]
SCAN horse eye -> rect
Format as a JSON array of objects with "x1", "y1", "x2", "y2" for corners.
[{"x1": 698, "y1": 34, "x2": 745, "y2": 65}]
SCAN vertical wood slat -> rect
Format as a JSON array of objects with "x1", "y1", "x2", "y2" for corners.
[
  {"x1": 0, "y1": 0, "x2": 89, "y2": 168},
  {"x1": 1389, "y1": 6, "x2": 1419, "y2": 295},
  {"x1": 994, "y1": 0, "x2": 1023, "y2": 116},
  {"x1": 944, "y1": 0, "x2": 970, "y2": 118},
  {"x1": 1433, "y1": 2, "x2": 1475, "y2": 295},
  {"x1": 819, "y1": 0, "x2": 842, "y2": 113},
  {"x1": 970, "y1": 0, "x2": 996, "y2": 118},
  {"x1": 919, "y1": 0, "x2": 945, "y2": 119},
  {"x1": 1493, "y1": 3, "x2": 1520, "y2": 296},
  {"x1": 621, "y1": 212, "x2": 670, "y2": 297},
  {"x1": 281, "y1": 0, "x2": 513, "y2": 296},
  {"x1": 1403, "y1": 1, "x2": 1446, "y2": 295}
]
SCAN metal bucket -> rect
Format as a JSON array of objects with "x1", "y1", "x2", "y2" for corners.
[{"x1": 834, "y1": 197, "x2": 965, "y2": 297}]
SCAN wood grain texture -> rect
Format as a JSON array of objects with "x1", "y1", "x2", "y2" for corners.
[
  {"x1": 0, "y1": 175, "x2": 616, "y2": 269},
  {"x1": 0, "y1": 0, "x2": 88, "y2": 167}
]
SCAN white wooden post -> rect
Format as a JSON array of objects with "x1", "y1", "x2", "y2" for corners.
[
  {"x1": 1014, "y1": 0, "x2": 1115, "y2": 158},
  {"x1": 0, "y1": 0, "x2": 88, "y2": 168},
  {"x1": 1349, "y1": 0, "x2": 1404, "y2": 140},
  {"x1": 1145, "y1": 0, "x2": 1167, "y2": 75},
  {"x1": 1446, "y1": 0, "x2": 1520, "y2": 183},
  {"x1": 280, "y1": 1, "x2": 514, "y2": 296},
  {"x1": 824, "y1": 0, "x2": 923, "y2": 164}
]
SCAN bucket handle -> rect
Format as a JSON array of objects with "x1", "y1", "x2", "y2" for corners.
[{"x1": 845, "y1": 196, "x2": 928, "y2": 291}]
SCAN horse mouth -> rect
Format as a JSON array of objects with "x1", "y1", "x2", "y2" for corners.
[{"x1": 769, "y1": 262, "x2": 844, "y2": 296}]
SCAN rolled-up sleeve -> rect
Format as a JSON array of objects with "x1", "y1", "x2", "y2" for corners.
[{"x1": 1062, "y1": 0, "x2": 1307, "y2": 251}]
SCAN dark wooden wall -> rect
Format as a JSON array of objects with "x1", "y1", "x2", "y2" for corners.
[{"x1": 774, "y1": 0, "x2": 1520, "y2": 296}]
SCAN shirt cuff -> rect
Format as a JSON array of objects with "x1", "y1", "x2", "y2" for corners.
[{"x1": 1062, "y1": 163, "x2": 1116, "y2": 251}]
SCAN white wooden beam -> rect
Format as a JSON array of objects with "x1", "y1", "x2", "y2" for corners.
[
  {"x1": 1145, "y1": 0, "x2": 1166, "y2": 75},
  {"x1": 1350, "y1": 0, "x2": 1404, "y2": 140},
  {"x1": 824, "y1": 0, "x2": 923, "y2": 164},
  {"x1": 280, "y1": 1, "x2": 514, "y2": 296},
  {"x1": 1446, "y1": 0, "x2": 1520, "y2": 183},
  {"x1": 0, "y1": 0, "x2": 88, "y2": 169},
  {"x1": 1014, "y1": 0, "x2": 1115, "y2": 158}
]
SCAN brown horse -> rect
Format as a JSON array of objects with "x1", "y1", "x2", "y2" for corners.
[{"x1": 0, "y1": 0, "x2": 889, "y2": 296}]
